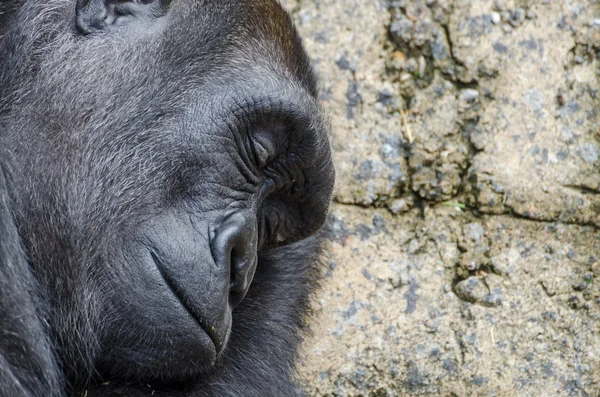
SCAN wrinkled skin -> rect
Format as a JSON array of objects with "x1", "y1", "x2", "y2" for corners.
[{"x1": 0, "y1": 0, "x2": 334, "y2": 395}]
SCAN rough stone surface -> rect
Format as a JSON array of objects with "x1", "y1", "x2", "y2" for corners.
[{"x1": 282, "y1": 0, "x2": 600, "y2": 395}]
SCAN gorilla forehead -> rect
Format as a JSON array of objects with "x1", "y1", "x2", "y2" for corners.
[
  {"x1": 3, "y1": 0, "x2": 322, "y2": 211},
  {"x1": 2, "y1": 0, "x2": 316, "y2": 93}
]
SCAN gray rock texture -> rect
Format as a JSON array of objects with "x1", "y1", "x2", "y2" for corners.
[{"x1": 282, "y1": 0, "x2": 600, "y2": 395}]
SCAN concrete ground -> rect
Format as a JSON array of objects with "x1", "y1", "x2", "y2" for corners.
[{"x1": 282, "y1": 0, "x2": 600, "y2": 395}]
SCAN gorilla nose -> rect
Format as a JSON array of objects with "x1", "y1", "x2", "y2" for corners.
[{"x1": 212, "y1": 212, "x2": 258, "y2": 309}]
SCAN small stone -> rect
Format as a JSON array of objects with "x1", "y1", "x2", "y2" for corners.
[
  {"x1": 335, "y1": 55, "x2": 353, "y2": 71},
  {"x1": 454, "y1": 276, "x2": 488, "y2": 303},
  {"x1": 491, "y1": 12, "x2": 501, "y2": 24},
  {"x1": 490, "y1": 257, "x2": 508, "y2": 275},
  {"x1": 372, "y1": 214, "x2": 386, "y2": 231},
  {"x1": 389, "y1": 198, "x2": 410, "y2": 214},
  {"x1": 508, "y1": 8, "x2": 526, "y2": 27},
  {"x1": 392, "y1": 51, "x2": 407, "y2": 62},
  {"x1": 407, "y1": 238, "x2": 423, "y2": 254},
  {"x1": 464, "y1": 222, "x2": 484, "y2": 241},
  {"x1": 400, "y1": 72, "x2": 412, "y2": 82},
  {"x1": 418, "y1": 56, "x2": 426, "y2": 78},
  {"x1": 459, "y1": 89, "x2": 479, "y2": 103},
  {"x1": 460, "y1": 250, "x2": 482, "y2": 272},
  {"x1": 483, "y1": 287, "x2": 504, "y2": 306},
  {"x1": 406, "y1": 58, "x2": 418, "y2": 73},
  {"x1": 389, "y1": 15, "x2": 414, "y2": 45},
  {"x1": 377, "y1": 89, "x2": 395, "y2": 105},
  {"x1": 578, "y1": 143, "x2": 599, "y2": 164},
  {"x1": 491, "y1": 181, "x2": 504, "y2": 193}
]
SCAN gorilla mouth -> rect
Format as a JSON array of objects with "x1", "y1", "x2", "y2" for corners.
[{"x1": 149, "y1": 251, "x2": 226, "y2": 354}]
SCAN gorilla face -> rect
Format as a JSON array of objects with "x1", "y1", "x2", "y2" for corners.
[{"x1": 0, "y1": 0, "x2": 333, "y2": 384}]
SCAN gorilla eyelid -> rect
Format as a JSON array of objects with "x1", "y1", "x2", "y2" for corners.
[
  {"x1": 252, "y1": 135, "x2": 276, "y2": 169},
  {"x1": 254, "y1": 141, "x2": 270, "y2": 167}
]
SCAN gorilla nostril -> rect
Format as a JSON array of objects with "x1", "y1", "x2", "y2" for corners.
[
  {"x1": 212, "y1": 212, "x2": 258, "y2": 309},
  {"x1": 228, "y1": 245, "x2": 256, "y2": 307}
]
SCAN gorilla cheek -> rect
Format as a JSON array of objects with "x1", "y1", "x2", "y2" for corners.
[
  {"x1": 98, "y1": 209, "x2": 259, "y2": 380},
  {"x1": 98, "y1": 241, "x2": 220, "y2": 380}
]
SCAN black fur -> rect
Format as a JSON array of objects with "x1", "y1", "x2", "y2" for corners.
[{"x1": 0, "y1": 1, "x2": 334, "y2": 395}]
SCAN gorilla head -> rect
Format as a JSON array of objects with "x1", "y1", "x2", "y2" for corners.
[{"x1": 0, "y1": 0, "x2": 334, "y2": 395}]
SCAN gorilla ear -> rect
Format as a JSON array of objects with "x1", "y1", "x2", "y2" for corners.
[{"x1": 76, "y1": 0, "x2": 169, "y2": 35}]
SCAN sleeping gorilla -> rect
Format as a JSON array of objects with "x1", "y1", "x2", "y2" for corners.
[{"x1": 0, "y1": 0, "x2": 335, "y2": 395}]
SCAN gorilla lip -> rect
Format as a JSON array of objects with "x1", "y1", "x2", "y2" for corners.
[{"x1": 149, "y1": 250, "x2": 225, "y2": 354}]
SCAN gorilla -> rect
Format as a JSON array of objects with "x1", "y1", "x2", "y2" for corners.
[{"x1": 0, "y1": 0, "x2": 335, "y2": 395}]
